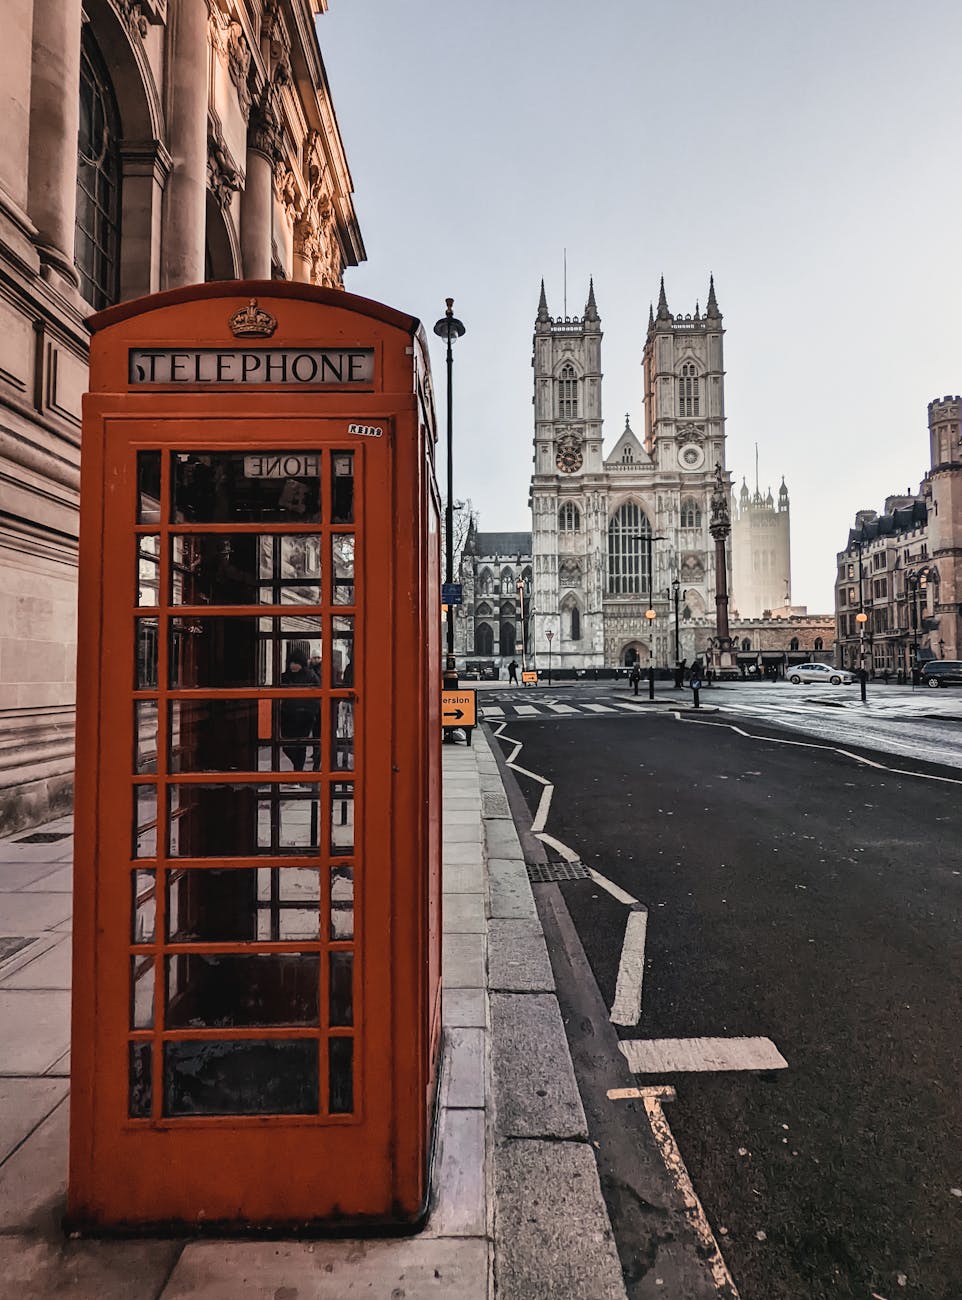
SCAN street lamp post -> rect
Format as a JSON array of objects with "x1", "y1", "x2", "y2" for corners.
[
  {"x1": 644, "y1": 607, "x2": 656, "y2": 699},
  {"x1": 671, "y1": 576, "x2": 681, "y2": 669},
  {"x1": 516, "y1": 576, "x2": 527, "y2": 678},
  {"x1": 855, "y1": 611, "x2": 868, "y2": 703},
  {"x1": 433, "y1": 298, "x2": 466, "y2": 694},
  {"x1": 905, "y1": 569, "x2": 928, "y2": 683}
]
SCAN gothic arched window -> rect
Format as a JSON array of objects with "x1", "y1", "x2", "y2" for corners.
[
  {"x1": 475, "y1": 623, "x2": 493, "y2": 656},
  {"x1": 558, "y1": 364, "x2": 579, "y2": 419},
  {"x1": 500, "y1": 622, "x2": 516, "y2": 656},
  {"x1": 607, "y1": 502, "x2": 650, "y2": 595},
  {"x1": 741, "y1": 638, "x2": 752, "y2": 651},
  {"x1": 570, "y1": 605, "x2": 581, "y2": 641},
  {"x1": 814, "y1": 637, "x2": 823, "y2": 651},
  {"x1": 75, "y1": 25, "x2": 122, "y2": 309},
  {"x1": 559, "y1": 502, "x2": 580, "y2": 532},
  {"x1": 478, "y1": 568, "x2": 494, "y2": 596},
  {"x1": 622, "y1": 446, "x2": 633, "y2": 463},
  {"x1": 677, "y1": 363, "x2": 700, "y2": 417},
  {"x1": 680, "y1": 498, "x2": 702, "y2": 529},
  {"x1": 789, "y1": 637, "x2": 800, "y2": 652}
]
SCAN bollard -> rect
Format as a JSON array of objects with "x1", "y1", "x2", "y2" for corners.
[{"x1": 648, "y1": 667, "x2": 655, "y2": 701}]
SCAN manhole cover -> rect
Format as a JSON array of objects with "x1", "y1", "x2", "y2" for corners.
[
  {"x1": 14, "y1": 832, "x2": 70, "y2": 844},
  {"x1": 0, "y1": 937, "x2": 33, "y2": 965},
  {"x1": 527, "y1": 858, "x2": 590, "y2": 883}
]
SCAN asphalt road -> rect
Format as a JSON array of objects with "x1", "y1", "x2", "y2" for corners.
[{"x1": 495, "y1": 709, "x2": 962, "y2": 1300}]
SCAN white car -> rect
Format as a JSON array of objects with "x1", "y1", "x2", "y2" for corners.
[{"x1": 788, "y1": 662, "x2": 854, "y2": 685}]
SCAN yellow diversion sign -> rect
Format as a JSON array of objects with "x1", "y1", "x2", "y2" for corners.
[{"x1": 441, "y1": 690, "x2": 477, "y2": 729}]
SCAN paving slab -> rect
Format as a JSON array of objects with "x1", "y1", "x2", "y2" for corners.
[
  {"x1": 0, "y1": 935, "x2": 72, "y2": 989},
  {"x1": 0, "y1": 990, "x2": 71, "y2": 1075},
  {"x1": 425, "y1": 1107, "x2": 487, "y2": 1238},
  {"x1": 0, "y1": 1078, "x2": 69, "y2": 1164},
  {"x1": 160, "y1": 1238, "x2": 489, "y2": 1299},
  {"x1": 487, "y1": 858, "x2": 537, "y2": 920},
  {"x1": 442, "y1": 863, "x2": 483, "y2": 893},
  {"x1": 490, "y1": 993, "x2": 586, "y2": 1140},
  {"x1": 442, "y1": 808, "x2": 484, "y2": 825},
  {"x1": 442, "y1": 893, "x2": 485, "y2": 933},
  {"x1": 494, "y1": 1138, "x2": 626, "y2": 1300},
  {"x1": 487, "y1": 919, "x2": 554, "y2": 992},
  {"x1": 442, "y1": 1027, "x2": 485, "y2": 1109},
  {"x1": 483, "y1": 818, "x2": 523, "y2": 859},
  {"x1": 442, "y1": 988, "x2": 487, "y2": 1029},
  {"x1": 441, "y1": 822, "x2": 484, "y2": 844},
  {"x1": 0, "y1": 1235, "x2": 182, "y2": 1300},
  {"x1": 0, "y1": 1097, "x2": 68, "y2": 1234},
  {"x1": 481, "y1": 791, "x2": 511, "y2": 819},
  {"x1": 442, "y1": 841, "x2": 483, "y2": 867},
  {"x1": 0, "y1": 893, "x2": 72, "y2": 933},
  {"x1": 442, "y1": 934, "x2": 485, "y2": 989}
]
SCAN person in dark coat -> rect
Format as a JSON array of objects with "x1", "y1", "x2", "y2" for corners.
[
  {"x1": 508, "y1": 660, "x2": 519, "y2": 685},
  {"x1": 280, "y1": 643, "x2": 320, "y2": 771}
]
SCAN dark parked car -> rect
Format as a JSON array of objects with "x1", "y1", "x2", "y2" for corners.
[{"x1": 922, "y1": 660, "x2": 962, "y2": 688}]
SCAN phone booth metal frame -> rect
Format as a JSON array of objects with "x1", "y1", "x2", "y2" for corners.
[{"x1": 69, "y1": 282, "x2": 442, "y2": 1231}]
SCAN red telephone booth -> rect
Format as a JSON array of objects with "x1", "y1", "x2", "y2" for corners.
[{"x1": 69, "y1": 283, "x2": 442, "y2": 1230}]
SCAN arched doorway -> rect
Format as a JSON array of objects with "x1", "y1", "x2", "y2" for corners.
[{"x1": 622, "y1": 642, "x2": 648, "y2": 666}]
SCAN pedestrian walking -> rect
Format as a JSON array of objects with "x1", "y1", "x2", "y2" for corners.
[
  {"x1": 673, "y1": 657, "x2": 687, "y2": 689},
  {"x1": 280, "y1": 643, "x2": 321, "y2": 772},
  {"x1": 508, "y1": 659, "x2": 519, "y2": 685},
  {"x1": 629, "y1": 664, "x2": 641, "y2": 696}
]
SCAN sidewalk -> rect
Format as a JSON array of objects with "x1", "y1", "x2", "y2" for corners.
[{"x1": 0, "y1": 731, "x2": 625, "y2": 1298}]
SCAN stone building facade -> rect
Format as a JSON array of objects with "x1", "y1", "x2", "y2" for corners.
[
  {"x1": 0, "y1": 0, "x2": 363, "y2": 831},
  {"x1": 454, "y1": 527, "x2": 532, "y2": 672},
  {"x1": 731, "y1": 474, "x2": 791, "y2": 618},
  {"x1": 835, "y1": 396, "x2": 962, "y2": 674},
  {"x1": 528, "y1": 277, "x2": 730, "y2": 670}
]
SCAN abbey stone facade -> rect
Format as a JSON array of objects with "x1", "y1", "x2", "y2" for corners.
[{"x1": 529, "y1": 277, "x2": 729, "y2": 670}]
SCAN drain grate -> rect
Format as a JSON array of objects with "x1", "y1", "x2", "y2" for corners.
[
  {"x1": 0, "y1": 937, "x2": 33, "y2": 965},
  {"x1": 14, "y1": 832, "x2": 70, "y2": 844},
  {"x1": 527, "y1": 858, "x2": 591, "y2": 884}
]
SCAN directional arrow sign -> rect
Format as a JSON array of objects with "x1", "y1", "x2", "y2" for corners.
[{"x1": 441, "y1": 690, "x2": 476, "y2": 728}]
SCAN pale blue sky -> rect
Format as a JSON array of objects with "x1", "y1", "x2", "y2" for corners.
[{"x1": 321, "y1": 1, "x2": 962, "y2": 610}]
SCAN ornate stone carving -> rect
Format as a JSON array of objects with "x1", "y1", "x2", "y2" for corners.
[
  {"x1": 116, "y1": 0, "x2": 149, "y2": 39},
  {"x1": 273, "y1": 160, "x2": 299, "y2": 222},
  {"x1": 249, "y1": 92, "x2": 282, "y2": 161},
  {"x1": 209, "y1": 2, "x2": 252, "y2": 120},
  {"x1": 559, "y1": 557, "x2": 582, "y2": 585},
  {"x1": 207, "y1": 130, "x2": 241, "y2": 211},
  {"x1": 709, "y1": 463, "x2": 732, "y2": 539}
]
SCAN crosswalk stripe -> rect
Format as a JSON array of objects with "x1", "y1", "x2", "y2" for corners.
[
  {"x1": 583, "y1": 703, "x2": 615, "y2": 713},
  {"x1": 480, "y1": 707, "x2": 504, "y2": 718},
  {"x1": 547, "y1": 704, "x2": 579, "y2": 714},
  {"x1": 514, "y1": 705, "x2": 540, "y2": 716}
]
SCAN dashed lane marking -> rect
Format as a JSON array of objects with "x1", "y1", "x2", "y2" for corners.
[
  {"x1": 619, "y1": 1036, "x2": 788, "y2": 1074},
  {"x1": 609, "y1": 905, "x2": 648, "y2": 1026}
]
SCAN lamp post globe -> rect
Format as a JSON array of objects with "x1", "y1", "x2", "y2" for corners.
[{"x1": 433, "y1": 299, "x2": 465, "y2": 696}]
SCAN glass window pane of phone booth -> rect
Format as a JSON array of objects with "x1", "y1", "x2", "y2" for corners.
[{"x1": 122, "y1": 448, "x2": 364, "y2": 1128}]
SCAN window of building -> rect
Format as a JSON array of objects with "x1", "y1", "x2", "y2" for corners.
[
  {"x1": 622, "y1": 446, "x2": 633, "y2": 463},
  {"x1": 559, "y1": 502, "x2": 580, "y2": 532},
  {"x1": 75, "y1": 26, "x2": 122, "y2": 310},
  {"x1": 607, "y1": 503, "x2": 650, "y2": 595},
  {"x1": 873, "y1": 577, "x2": 888, "y2": 599},
  {"x1": 475, "y1": 623, "x2": 493, "y2": 656},
  {"x1": 558, "y1": 364, "x2": 579, "y2": 419},
  {"x1": 477, "y1": 568, "x2": 493, "y2": 596},
  {"x1": 677, "y1": 363, "x2": 700, "y2": 417},
  {"x1": 680, "y1": 498, "x2": 702, "y2": 529},
  {"x1": 741, "y1": 638, "x2": 752, "y2": 651},
  {"x1": 570, "y1": 606, "x2": 581, "y2": 641},
  {"x1": 500, "y1": 622, "x2": 516, "y2": 656},
  {"x1": 838, "y1": 589, "x2": 847, "y2": 607},
  {"x1": 872, "y1": 552, "x2": 886, "y2": 571},
  {"x1": 789, "y1": 637, "x2": 800, "y2": 652},
  {"x1": 814, "y1": 637, "x2": 823, "y2": 651}
]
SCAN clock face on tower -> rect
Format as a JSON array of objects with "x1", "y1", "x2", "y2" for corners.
[
  {"x1": 680, "y1": 444, "x2": 704, "y2": 470},
  {"x1": 556, "y1": 434, "x2": 583, "y2": 474}
]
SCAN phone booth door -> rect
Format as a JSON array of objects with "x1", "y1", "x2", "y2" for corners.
[{"x1": 70, "y1": 286, "x2": 441, "y2": 1230}]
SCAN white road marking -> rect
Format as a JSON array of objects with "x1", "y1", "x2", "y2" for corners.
[
  {"x1": 531, "y1": 781, "x2": 554, "y2": 835},
  {"x1": 609, "y1": 1086, "x2": 740, "y2": 1296},
  {"x1": 583, "y1": 703, "x2": 616, "y2": 713},
  {"x1": 619, "y1": 1036, "x2": 788, "y2": 1074},
  {"x1": 609, "y1": 906, "x2": 648, "y2": 1026},
  {"x1": 480, "y1": 706, "x2": 504, "y2": 718},
  {"x1": 677, "y1": 714, "x2": 962, "y2": 785},
  {"x1": 535, "y1": 832, "x2": 580, "y2": 862},
  {"x1": 547, "y1": 703, "x2": 579, "y2": 714},
  {"x1": 587, "y1": 867, "x2": 638, "y2": 906},
  {"x1": 612, "y1": 700, "x2": 651, "y2": 711},
  {"x1": 514, "y1": 704, "x2": 541, "y2": 716},
  {"x1": 508, "y1": 761, "x2": 550, "y2": 785}
]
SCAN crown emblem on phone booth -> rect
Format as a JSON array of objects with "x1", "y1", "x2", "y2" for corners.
[{"x1": 228, "y1": 299, "x2": 278, "y2": 338}]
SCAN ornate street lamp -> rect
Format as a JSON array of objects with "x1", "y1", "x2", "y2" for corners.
[{"x1": 433, "y1": 298, "x2": 466, "y2": 691}]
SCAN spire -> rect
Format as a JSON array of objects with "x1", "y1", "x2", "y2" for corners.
[
  {"x1": 537, "y1": 279, "x2": 549, "y2": 323},
  {"x1": 694, "y1": 300, "x2": 701, "y2": 320},
  {"x1": 648, "y1": 302, "x2": 655, "y2": 330},
  {"x1": 706, "y1": 274, "x2": 720, "y2": 319},
  {"x1": 584, "y1": 277, "x2": 599, "y2": 322},
  {"x1": 656, "y1": 276, "x2": 670, "y2": 321}
]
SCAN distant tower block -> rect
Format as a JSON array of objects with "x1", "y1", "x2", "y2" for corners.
[{"x1": 731, "y1": 470, "x2": 791, "y2": 618}]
